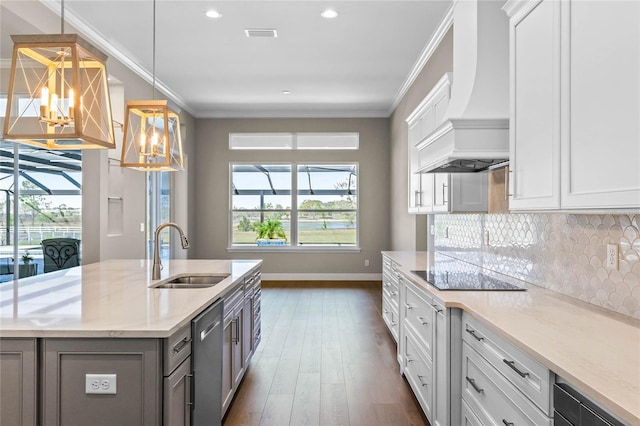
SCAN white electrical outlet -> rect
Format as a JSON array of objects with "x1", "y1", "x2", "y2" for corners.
[
  {"x1": 606, "y1": 244, "x2": 619, "y2": 270},
  {"x1": 140, "y1": 223, "x2": 145, "y2": 232},
  {"x1": 364, "y1": 259, "x2": 370, "y2": 267},
  {"x1": 85, "y1": 374, "x2": 117, "y2": 394}
]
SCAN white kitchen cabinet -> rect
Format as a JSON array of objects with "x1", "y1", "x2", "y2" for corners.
[
  {"x1": 505, "y1": 0, "x2": 640, "y2": 210},
  {"x1": 399, "y1": 272, "x2": 460, "y2": 426},
  {"x1": 461, "y1": 312, "x2": 553, "y2": 425},
  {"x1": 432, "y1": 173, "x2": 488, "y2": 214},
  {"x1": 560, "y1": 0, "x2": 640, "y2": 209},
  {"x1": 382, "y1": 254, "x2": 400, "y2": 343},
  {"x1": 407, "y1": 74, "x2": 452, "y2": 214}
]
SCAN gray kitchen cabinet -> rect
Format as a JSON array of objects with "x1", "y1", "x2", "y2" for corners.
[
  {"x1": 41, "y1": 338, "x2": 161, "y2": 426},
  {"x1": 163, "y1": 321, "x2": 192, "y2": 426},
  {"x1": 221, "y1": 268, "x2": 262, "y2": 416},
  {"x1": 163, "y1": 357, "x2": 191, "y2": 426},
  {"x1": 0, "y1": 338, "x2": 37, "y2": 426}
]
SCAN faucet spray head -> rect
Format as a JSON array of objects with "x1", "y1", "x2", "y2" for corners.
[{"x1": 180, "y1": 234, "x2": 190, "y2": 249}]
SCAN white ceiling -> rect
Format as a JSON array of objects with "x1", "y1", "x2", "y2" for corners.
[{"x1": 1, "y1": 0, "x2": 452, "y2": 118}]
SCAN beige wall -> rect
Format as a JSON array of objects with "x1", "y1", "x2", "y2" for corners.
[
  {"x1": 389, "y1": 28, "x2": 453, "y2": 251},
  {"x1": 191, "y1": 118, "x2": 390, "y2": 276}
]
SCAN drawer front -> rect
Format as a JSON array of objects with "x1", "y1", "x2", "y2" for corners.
[
  {"x1": 403, "y1": 281, "x2": 434, "y2": 360},
  {"x1": 382, "y1": 298, "x2": 399, "y2": 341},
  {"x1": 252, "y1": 270, "x2": 261, "y2": 292},
  {"x1": 253, "y1": 289, "x2": 262, "y2": 320},
  {"x1": 403, "y1": 331, "x2": 433, "y2": 420},
  {"x1": 383, "y1": 283, "x2": 399, "y2": 311},
  {"x1": 462, "y1": 313, "x2": 553, "y2": 415},
  {"x1": 225, "y1": 285, "x2": 244, "y2": 313},
  {"x1": 462, "y1": 342, "x2": 552, "y2": 426},
  {"x1": 462, "y1": 399, "x2": 484, "y2": 426},
  {"x1": 164, "y1": 322, "x2": 192, "y2": 375}
]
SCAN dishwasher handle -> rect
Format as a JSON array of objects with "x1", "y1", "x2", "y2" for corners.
[{"x1": 200, "y1": 319, "x2": 222, "y2": 342}]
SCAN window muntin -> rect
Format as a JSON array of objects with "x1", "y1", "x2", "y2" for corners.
[{"x1": 230, "y1": 163, "x2": 358, "y2": 248}]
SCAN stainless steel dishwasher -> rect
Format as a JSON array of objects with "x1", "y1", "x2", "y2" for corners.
[{"x1": 191, "y1": 299, "x2": 224, "y2": 426}]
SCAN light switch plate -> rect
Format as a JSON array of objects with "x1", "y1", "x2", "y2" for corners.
[{"x1": 85, "y1": 374, "x2": 117, "y2": 394}]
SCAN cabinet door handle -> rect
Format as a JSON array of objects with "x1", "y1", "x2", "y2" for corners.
[
  {"x1": 417, "y1": 375, "x2": 428, "y2": 387},
  {"x1": 405, "y1": 303, "x2": 413, "y2": 310},
  {"x1": 465, "y1": 328, "x2": 484, "y2": 342},
  {"x1": 417, "y1": 316, "x2": 428, "y2": 326},
  {"x1": 173, "y1": 337, "x2": 192, "y2": 353},
  {"x1": 236, "y1": 317, "x2": 241, "y2": 345},
  {"x1": 466, "y1": 377, "x2": 484, "y2": 394},
  {"x1": 503, "y1": 359, "x2": 530, "y2": 378},
  {"x1": 186, "y1": 373, "x2": 194, "y2": 407},
  {"x1": 231, "y1": 319, "x2": 238, "y2": 344},
  {"x1": 442, "y1": 183, "x2": 448, "y2": 205},
  {"x1": 502, "y1": 420, "x2": 514, "y2": 426}
]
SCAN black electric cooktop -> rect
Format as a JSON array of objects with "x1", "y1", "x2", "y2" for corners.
[{"x1": 411, "y1": 270, "x2": 525, "y2": 291}]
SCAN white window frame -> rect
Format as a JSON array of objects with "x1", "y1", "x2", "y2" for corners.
[{"x1": 228, "y1": 161, "x2": 360, "y2": 252}]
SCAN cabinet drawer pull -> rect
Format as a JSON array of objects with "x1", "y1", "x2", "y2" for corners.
[
  {"x1": 466, "y1": 328, "x2": 484, "y2": 342},
  {"x1": 466, "y1": 377, "x2": 484, "y2": 394},
  {"x1": 417, "y1": 316, "x2": 428, "y2": 326},
  {"x1": 173, "y1": 337, "x2": 192, "y2": 353},
  {"x1": 406, "y1": 354, "x2": 413, "y2": 363},
  {"x1": 405, "y1": 303, "x2": 413, "y2": 310},
  {"x1": 417, "y1": 375, "x2": 428, "y2": 387},
  {"x1": 383, "y1": 309, "x2": 389, "y2": 314},
  {"x1": 503, "y1": 359, "x2": 530, "y2": 377},
  {"x1": 502, "y1": 420, "x2": 514, "y2": 426},
  {"x1": 431, "y1": 303, "x2": 443, "y2": 313}
]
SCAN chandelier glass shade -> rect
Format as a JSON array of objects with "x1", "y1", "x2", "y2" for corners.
[
  {"x1": 2, "y1": 34, "x2": 115, "y2": 150},
  {"x1": 121, "y1": 100, "x2": 183, "y2": 171}
]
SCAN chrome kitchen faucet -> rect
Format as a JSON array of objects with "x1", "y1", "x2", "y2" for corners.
[{"x1": 152, "y1": 222, "x2": 190, "y2": 280}]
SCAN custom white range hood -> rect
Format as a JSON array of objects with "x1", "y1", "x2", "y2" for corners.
[{"x1": 418, "y1": 0, "x2": 510, "y2": 173}]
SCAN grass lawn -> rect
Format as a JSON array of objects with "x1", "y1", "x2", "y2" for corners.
[{"x1": 233, "y1": 229, "x2": 356, "y2": 245}]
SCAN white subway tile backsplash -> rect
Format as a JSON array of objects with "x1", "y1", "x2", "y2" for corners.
[{"x1": 434, "y1": 214, "x2": 640, "y2": 319}]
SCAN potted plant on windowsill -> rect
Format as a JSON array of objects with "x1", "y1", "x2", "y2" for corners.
[{"x1": 254, "y1": 218, "x2": 287, "y2": 246}]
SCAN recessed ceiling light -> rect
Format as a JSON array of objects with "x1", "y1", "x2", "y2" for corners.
[
  {"x1": 282, "y1": 90, "x2": 291, "y2": 95},
  {"x1": 205, "y1": 9, "x2": 222, "y2": 19},
  {"x1": 321, "y1": 9, "x2": 338, "y2": 19}
]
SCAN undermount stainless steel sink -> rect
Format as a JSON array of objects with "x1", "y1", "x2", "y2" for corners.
[{"x1": 153, "y1": 274, "x2": 230, "y2": 289}]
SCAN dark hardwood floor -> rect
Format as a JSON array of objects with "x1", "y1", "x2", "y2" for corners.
[{"x1": 223, "y1": 284, "x2": 429, "y2": 426}]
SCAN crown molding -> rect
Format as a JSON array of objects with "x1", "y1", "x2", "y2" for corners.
[
  {"x1": 388, "y1": 3, "x2": 454, "y2": 115},
  {"x1": 195, "y1": 110, "x2": 390, "y2": 119},
  {"x1": 37, "y1": 0, "x2": 196, "y2": 117}
]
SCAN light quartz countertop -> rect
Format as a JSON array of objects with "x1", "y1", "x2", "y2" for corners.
[
  {"x1": 0, "y1": 259, "x2": 261, "y2": 339},
  {"x1": 382, "y1": 251, "x2": 640, "y2": 426}
]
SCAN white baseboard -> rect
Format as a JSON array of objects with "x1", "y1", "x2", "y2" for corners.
[{"x1": 261, "y1": 273, "x2": 382, "y2": 281}]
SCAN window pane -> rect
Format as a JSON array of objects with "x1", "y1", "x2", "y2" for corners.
[
  {"x1": 297, "y1": 164, "x2": 357, "y2": 246},
  {"x1": 298, "y1": 211, "x2": 356, "y2": 245},
  {"x1": 296, "y1": 133, "x2": 359, "y2": 150},
  {"x1": 231, "y1": 164, "x2": 292, "y2": 246}
]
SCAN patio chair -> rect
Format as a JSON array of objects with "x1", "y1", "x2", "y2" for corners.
[{"x1": 41, "y1": 238, "x2": 80, "y2": 273}]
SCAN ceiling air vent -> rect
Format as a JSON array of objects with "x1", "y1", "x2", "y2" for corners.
[{"x1": 244, "y1": 29, "x2": 278, "y2": 38}]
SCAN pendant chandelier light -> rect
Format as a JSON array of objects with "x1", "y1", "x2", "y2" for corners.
[
  {"x1": 2, "y1": 0, "x2": 115, "y2": 150},
  {"x1": 120, "y1": 0, "x2": 183, "y2": 171}
]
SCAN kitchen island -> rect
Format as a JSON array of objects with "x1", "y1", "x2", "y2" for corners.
[
  {"x1": 0, "y1": 258, "x2": 262, "y2": 426},
  {"x1": 383, "y1": 251, "x2": 640, "y2": 426}
]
